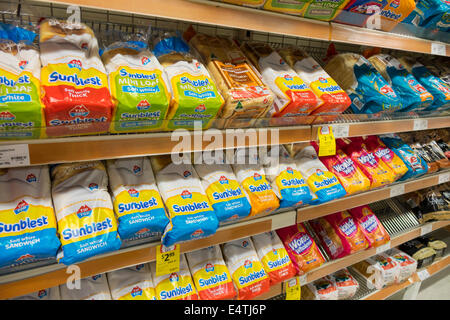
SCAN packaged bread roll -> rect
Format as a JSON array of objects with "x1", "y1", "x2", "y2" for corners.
[
  {"x1": 187, "y1": 31, "x2": 274, "y2": 128},
  {"x1": 241, "y1": 42, "x2": 321, "y2": 118}
]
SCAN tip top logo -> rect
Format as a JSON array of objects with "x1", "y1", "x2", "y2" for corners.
[
  {"x1": 16, "y1": 253, "x2": 34, "y2": 261},
  {"x1": 0, "y1": 111, "x2": 15, "y2": 121},
  {"x1": 316, "y1": 169, "x2": 324, "y2": 176},
  {"x1": 390, "y1": 0, "x2": 399, "y2": 8},
  {"x1": 26, "y1": 174, "x2": 37, "y2": 183},
  {"x1": 77, "y1": 205, "x2": 92, "y2": 219},
  {"x1": 205, "y1": 263, "x2": 215, "y2": 272},
  {"x1": 19, "y1": 60, "x2": 28, "y2": 70},
  {"x1": 318, "y1": 77, "x2": 328, "y2": 83},
  {"x1": 128, "y1": 188, "x2": 139, "y2": 198},
  {"x1": 279, "y1": 59, "x2": 285, "y2": 65},
  {"x1": 137, "y1": 100, "x2": 151, "y2": 110},
  {"x1": 81, "y1": 43, "x2": 88, "y2": 50},
  {"x1": 286, "y1": 167, "x2": 294, "y2": 174},
  {"x1": 14, "y1": 200, "x2": 29, "y2": 215},
  {"x1": 136, "y1": 228, "x2": 150, "y2": 234},
  {"x1": 219, "y1": 175, "x2": 229, "y2": 185},
  {"x1": 192, "y1": 229, "x2": 204, "y2": 237},
  {"x1": 195, "y1": 104, "x2": 206, "y2": 113},
  {"x1": 283, "y1": 74, "x2": 293, "y2": 81},
  {"x1": 195, "y1": 61, "x2": 201, "y2": 69},
  {"x1": 141, "y1": 56, "x2": 150, "y2": 65},
  {"x1": 133, "y1": 165, "x2": 142, "y2": 174},
  {"x1": 135, "y1": 264, "x2": 144, "y2": 271},
  {"x1": 88, "y1": 183, "x2": 98, "y2": 191},
  {"x1": 92, "y1": 274, "x2": 101, "y2": 281},
  {"x1": 181, "y1": 190, "x2": 192, "y2": 199},
  {"x1": 69, "y1": 105, "x2": 89, "y2": 118},
  {"x1": 169, "y1": 273, "x2": 179, "y2": 283},
  {"x1": 253, "y1": 173, "x2": 262, "y2": 181},
  {"x1": 244, "y1": 260, "x2": 253, "y2": 269},
  {"x1": 68, "y1": 59, "x2": 82, "y2": 70},
  {"x1": 131, "y1": 286, "x2": 143, "y2": 297},
  {"x1": 183, "y1": 170, "x2": 191, "y2": 178},
  {"x1": 272, "y1": 248, "x2": 278, "y2": 255},
  {"x1": 38, "y1": 290, "x2": 48, "y2": 299},
  {"x1": 242, "y1": 240, "x2": 249, "y2": 248}
]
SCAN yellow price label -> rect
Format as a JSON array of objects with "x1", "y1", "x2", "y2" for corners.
[
  {"x1": 156, "y1": 244, "x2": 180, "y2": 277},
  {"x1": 318, "y1": 126, "x2": 336, "y2": 157},
  {"x1": 285, "y1": 277, "x2": 301, "y2": 300}
]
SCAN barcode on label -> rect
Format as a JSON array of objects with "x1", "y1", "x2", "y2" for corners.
[
  {"x1": 11, "y1": 156, "x2": 26, "y2": 161},
  {"x1": 0, "y1": 144, "x2": 30, "y2": 168},
  {"x1": 390, "y1": 184, "x2": 405, "y2": 197}
]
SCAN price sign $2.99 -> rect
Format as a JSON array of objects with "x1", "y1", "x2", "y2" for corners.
[{"x1": 156, "y1": 244, "x2": 180, "y2": 277}]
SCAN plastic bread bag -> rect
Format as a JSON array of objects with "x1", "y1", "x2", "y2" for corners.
[
  {"x1": 311, "y1": 141, "x2": 371, "y2": 195},
  {"x1": 39, "y1": 19, "x2": 113, "y2": 137},
  {"x1": 276, "y1": 223, "x2": 325, "y2": 274},
  {"x1": 362, "y1": 135, "x2": 408, "y2": 181},
  {"x1": 398, "y1": 56, "x2": 450, "y2": 111},
  {"x1": 152, "y1": 31, "x2": 224, "y2": 130},
  {"x1": 262, "y1": 145, "x2": 313, "y2": 208},
  {"x1": 230, "y1": 148, "x2": 280, "y2": 217},
  {"x1": 333, "y1": 0, "x2": 390, "y2": 27},
  {"x1": 324, "y1": 53, "x2": 403, "y2": 114},
  {"x1": 241, "y1": 42, "x2": 321, "y2": 118},
  {"x1": 293, "y1": 145, "x2": 347, "y2": 203},
  {"x1": 101, "y1": 32, "x2": 171, "y2": 133},
  {"x1": 386, "y1": 248, "x2": 417, "y2": 283},
  {"x1": 379, "y1": 134, "x2": 428, "y2": 181},
  {"x1": 151, "y1": 154, "x2": 219, "y2": 246},
  {"x1": 352, "y1": 253, "x2": 399, "y2": 290},
  {"x1": 379, "y1": 0, "x2": 416, "y2": 32},
  {"x1": 302, "y1": 0, "x2": 351, "y2": 21},
  {"x1": 340, "y1": 137, "x2": 396, "y2": 189},
  {"x1": 403, "y1": 0, "x2": 449, "y2": 32},
  {"x1": 10, "y1": 286, "x2": 60, "y2": 300},
  {"x1": 0, "y1": 166, "x2": 61, "y2": 268},
  {"x1": 107, "y1": 263, "x2": 157, "y2": 300},
  {"x1": 106, "y1": 157, "x2": 169, "y2": 240},
  {"x1": 194, "y1": 152, "x2": 251, "y2": 224},
  {"x1": 263, "y1": 0, "x2": 309, "y2": 16},
  {"x1": 331, "y1": 268, "x2": 359, "y2": 300},
  {"x1": 399, "y1": 239, "x2": 436, "y2": 269},
  {"x1": 150, "y1": 254, "x2": 199, "y2": 300},
  {"x1": 185, "y1": 29, "x2": 274, "y2": 128},
  {"x1": 51, "y1": 161, "x2": 121, "y2": 265},
  {"x1": 221, "y1": 237, "x2": 270, "y2": 300},
  {"x1": 325, "y1": 211, "x2": 369, "y2": 255},
  {"x1": 0, "y1": 24, "x2": 45, "y2": 140},
  {"x1": 60, "y1": 273, "x2": 112, "y2": 300},
  {"x1": 309, "y1": 217, "x2": 347, "y2": 260},
  {"x1": 185, "y1": 245, "x2": 236, "y2": 300},
  {"x1": 302, "y1": 276, "x2": 338, "y2": 300},
  {"x1": 348, "y1": 205, "x2": 390, "y2": 248},
  {"x1": 368, "y1": 54, "x2": 434, "y2": 112},
  {"x1": 251, "y1": 231, "x2": 297, "y2": 285},
  {"x1": 278, "y1": 47, "x2": 351, "y2": 115}
]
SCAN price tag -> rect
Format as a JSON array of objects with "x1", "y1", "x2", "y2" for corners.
[
  {"x1": 299, "y1": 274, "x2": 307, "y2": 286},
  {"x1": 439, "y1": 172, "x2": 450, "y2": 184},
  {"x1": 431, "y1": 42, "x2": 446, "y2": 56},
  {"x1": 0, "y1": 144, "x2": 30, "y2": 168},
  {"x1": 156, "y1": 244, "x2": 180, "y2": 277},
  {"x1": 417, "y1": 269, "x2": 430, "y2": 281},
  {"x1": 331, "y1": 124, "x2": 349, "y2": 138},
  {"x1": 318, "y1": 126, "x2": 336, "y2": 157},
  {"x1": 390, "y1": 184, "x2": 405, "y2": 198},
  {"x1": 420, "y1": 224, "x2": 433, "y2": 236},
  {"x1": 413, "y1": 119, "x2": 428, "y2": 131},
  {"x1": 376, "y1": 241, "x2": 391, "y2": 254},
  {"x1": 285, "y1": 277, "x2": 301, "y2": 300}
]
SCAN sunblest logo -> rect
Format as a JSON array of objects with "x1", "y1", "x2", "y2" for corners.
[
  {"x1": 77, "y1": 205, "x2": 92, "y2": 218},
  {"x1": 118, "y1": 198, "x2": 158, "y2": 214},
  {"x1": 69, "y1": 105, "x2": 90, "y2": 117},
  {"x1": 14, "y1": 200, "x2": 29, "y2": 215},
  {"x1": 195, "y1": 104, "x2": 206, "y2": 113},
  {"x1": 137, "y1": 100, "x2": 151, "y2": 110},
  {"x1": 0, "y1": 111, "x2": 15, "y2": 121},
  {"x1": 68, "y1": 59, "x2": 82, "y2": 70},
  {"x1": 131, "y1": 286, "x2": 143, "y2": 297},
  {"x1": 88, "y1": 183, "x2": 98, "y2": 191},
  {"x1": 181, "y1": 190, "x2": 192, "y2": 200},
  {"x1": 128, "y1": 188, "x2": 139, "y2": 198},
  {"x1": 26, "y1": 174, "x2": 37, "y2": 183},
  {"x1": 267, "y1": 255, "x2": 291, "y2": 270}
]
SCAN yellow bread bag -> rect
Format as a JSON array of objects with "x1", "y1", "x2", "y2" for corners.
[{"x1": 380, "y1": 0, "x2": 416, "y2": 32}]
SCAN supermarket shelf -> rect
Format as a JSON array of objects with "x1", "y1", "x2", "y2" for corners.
[
  {"x1": 362, "y1": 254, "x2": 450, "y2": 300},
  {"x1": 297, "y1": 169, "x2": 450, "y2": 223},
  {"x1": 0, "y1": 210, "x2": 296, "y2": 300},
  {"x1": 32, "y1": 0, "x2": 450, "y2": 56}
]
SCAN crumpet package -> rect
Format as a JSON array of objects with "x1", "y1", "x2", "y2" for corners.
[
  {"x1": 222, "y1": 237, "x2": 270, "y2": 300},
  {"x1": 60, "y1": 273, "x2": 112, "y2": 300},
  {"x1": 39, "y1": 19, "x2": 113, "y2": 137},
  {"x1": 251, "y1": 231, "x2": 297, "y2": 285},
  {"x1": 51, "y1": 161, "x2": 121, "y2": 265},
  {"x1": 107, "y1": 264, "x2": 157, "y2": 300},
  {"x1": 276, "y1": 223, "x2": 325, "y2": 274},
  {"x1": 150, "y1": 254, "x2": 198, "y2": 300},
  {"x1": 348, "y1": 205, "x2": 390, "y2": 248},
  {"x1": 185, "y1": 245, "x2": 236, "y2": 300}
]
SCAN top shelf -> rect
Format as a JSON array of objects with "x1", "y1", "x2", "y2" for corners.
[{"x1": 32, "y1": 0, "x2": 450, "y2": 56}]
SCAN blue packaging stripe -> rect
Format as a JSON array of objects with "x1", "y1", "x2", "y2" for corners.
[
  {"x1": 152, "y1": 36, "x2": 190, "y2": 58},
  {"x1": 0, "y1": 228, "x2": 60, "y2": 268},
  {"x1": 279, "y1": 186, "x2": 313, "y2": 208},
  {"x1": 0, "y1": 23, "x2": 37, "y2": 43},
  {"x1": 117, "y1": 207, "x2": 169, "y2": 240},
  {"x1": 211, "y1": 198, "x2": 251, "y2": 222}
]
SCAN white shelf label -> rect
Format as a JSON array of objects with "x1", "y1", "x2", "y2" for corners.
[
  {"x1": 431, "y1": 42, "x2": 446, "y2": 56},
  {"x1": 0, "y1": 144, "x2": 30, "y2": 168},
  {"x1": 376, "y1": 241, "x2": 391, "y2": 254},
  {"x1": 390, "y1": 184, "x2": 405, "y2": 198},
  {"x1": 439, "y1": 172, "x2": 450, "y2": 184},
  {"x1": 417, "y1": 269, "x2": 430, "y2": 281},
  {"x1": 299, "y1": 274, "x2": 307, "y2": 286},
  {"x1": 420, "y1": 224, "x2": 433, "y2": 236},
  {"x1": 331, "y1": 124, "x2": 350, "y2": 138},
  {"x1": 413, "y1": 119, "x2": 428, "y2": 131}
]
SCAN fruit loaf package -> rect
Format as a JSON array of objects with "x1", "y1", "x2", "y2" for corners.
[
  {"x1": 107, "y1": 263, "x2": 157, "y2": 300},
  {"x1": 0, "y1": 24, "x2": 45, "y2": 140},
  {"x1": 39, "y1": 19, "x2": 113, "y2": 137},
  {"x1": 101, "y1": 38, "x2": 171, "y2": 133}
]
